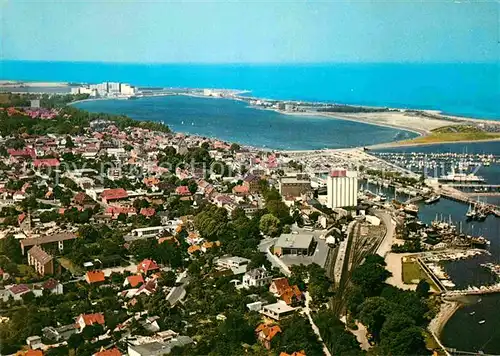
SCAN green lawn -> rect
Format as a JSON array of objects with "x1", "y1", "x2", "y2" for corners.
[{"x1": 401, "y1": 257, "x2": 439, "y2": 291}]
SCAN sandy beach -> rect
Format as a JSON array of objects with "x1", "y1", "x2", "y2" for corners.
[{"x1": 428, "y1": 300, "x2": 461, "y2": 337}]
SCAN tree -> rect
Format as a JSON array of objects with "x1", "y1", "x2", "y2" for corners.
[
  {"x1": 314, "y1": 310, "x2": 362, "y2": 355},
  {"x1": 259, "y1": 214, "x2": 281, "y2": 237},
  {"x1": 416, "y1": 280, "x2": 430, "y2": 298},
  {"x1": 194, "y1": 205, "x2": 229, "y2": 241},
  {"x1": 0, "y1": 235, "x2": 22, "y2": 263},
  {"x1": 275, "y1": 315, "x2": 323, "y2": 355},
  {"x1": 351, "y1": 255, "x2": 391, "y2": 296},
  {"x1": 230, "y1": 143, "x2": 241, "y2": 152},
  {"x1": 67, "y1": 333, "x2": 84, "y2": 350},
  {"x1": 379, "y1": 325, "x2": 427, "y2": 355},
  {"x1": 358, "y1": 297, "x2": 394, "y2": 340}
]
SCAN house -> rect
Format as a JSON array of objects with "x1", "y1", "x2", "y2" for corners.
[
  {"x1": 76, "y1": 313, "x2": 105, "y2": 332},
  {"x1": 8, "y1": 284, "x2": 31, "y2": 300},
  {"x1": 175, "y1": 186, "x2": 191, "y2": 196},
  {"x1": 279, "y1": 351, "x2": 306, "y2": 356},
  {"x1": 42, "y1": 324, "x2": 78, "y2": 342},
  {"x1": 243, "y1": 174, "x2": 261, "y2": 193},
  {"x1": 280, "y1": 285, "x2": 303, "y2": 306},
  {"x1": 255, "y1": 323, "x2": 282, "y2": 350},
  {"x1": 100, "y1": 188, "x2": 128, "y2": 204},
  {"x1": 269, "y1": 277, "x2": 290, "y2": 296},
  {"x1": 26, "y1": 335, "x2": 43, "y2": 350},
  {"x1": 216, "y1": 256, "x2": 250, "y2": 275},
  {"x1": 127, "y1": 336, "x2": 193, "y2": 356},
  {"x1": 74, "y1": 192, "x2": 94, "y2": 206},
  {"x1": 137, "y1": 259, "x2": 159, "y2": 274},
  {"x1": 187, "y1": 245, "x2": 201, "y2": 255},
  {"x1": 27, "y1": 245, "x2": 54, "y2": 275},
  {"x1": 85, "y1": 270, "x2": 105, "y2": 284},
  {"x1": 93, "y1": 347, "x2": 122, "y2": 356},
  {"x1": 139, "y1": 207, "x2": 156, "y2": 217},
  {"x1": 232, "y1": 185, "x2": 249, "y2": 196},
  {"x1": 242, "y1": 267, "x2": 272, "y2": 288},
  {"x1": 201, "y1": 240, "x2": 221, "y2": 253},
  {"x1": 124, "y1": 274, "x2": 144, "y2": 288},
  {"x1": 33, "y1": 158, "x2": 60, "y2": 169},
  {"x1": 260, "y1": 301, "x2": 296, "y2": 321},
  {"x1": 42, "y1": 278, "x2": 63, "y2": 295}
]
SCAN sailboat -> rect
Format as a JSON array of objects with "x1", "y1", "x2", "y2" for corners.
[{"x1": 466, "y1": 203, "x2": 476, "y2": 219}]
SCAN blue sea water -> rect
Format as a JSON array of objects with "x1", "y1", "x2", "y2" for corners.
[
  {"x1": 1, "y1": 60, "x2": 499, "y2": 119},
  {"x1": 73, "y1": 95, "x2": 417, "y2": 150}
]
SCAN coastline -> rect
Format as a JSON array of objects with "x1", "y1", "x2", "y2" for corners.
[
  {"x1": 5, "y1": 80, "x2": 500, "y2": 152},
  {"x1": 429, "y1": 300, "x2": 461, "y2": 339}
]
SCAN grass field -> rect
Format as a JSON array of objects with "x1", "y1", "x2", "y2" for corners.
[
  {"x1": 401, "y1": 256, "x2": 439, "y2": 291},
  {"x1": 399, "y1": 125, "x2": 500, "y2": 145}
]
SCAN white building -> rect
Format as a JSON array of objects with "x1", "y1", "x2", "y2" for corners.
[
  {"x1": 120, "y1": 83, "x2": 137, "y2": 95},
  {"x1": 326, "y1": 169, "x2": 358, "y2": 209},
  {"x1": 242, "y1": 267, "x2": 271, "y2": 288}
]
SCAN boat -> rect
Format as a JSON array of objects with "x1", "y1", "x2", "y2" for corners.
[
  {"x1": 478, "y1": 298, "x2": 482, "y2": 303},
  {"x1": 378, "y1": 193, "x2": 387, "y2": 202},
  {"x1": 425, "y1": 195, "x2": 441, "y2": 204},
  {"x1": 404, "y1": 204, "x2": 419, "y2": 215},
  {"x1": 470, "y1": 311, "x2": 475, "y2": 316},
  {"x1": 466, "y1": 204, "x2": 477, "y2": 219},
  {"x1": 439, "y1": 168, "x2": 485, "y2": 183},
  {"x1": 478, "y1": 320, "x2": 486, "y2": 324}
]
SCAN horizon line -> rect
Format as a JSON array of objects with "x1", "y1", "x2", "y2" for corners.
[{"x1": 1, "y1": 59, "x2": 498, "y2": 66}]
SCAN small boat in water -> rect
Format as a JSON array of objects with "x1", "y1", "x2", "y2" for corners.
[
  {"x1": 425, "y1": 195, "x2": 441, "y2": 204},
  {"x1": 404, "y1": 204, "x2": 419, "y2": 215},
  {"x1": 478, "y1": 320, "x2": 486, "y2": 324},
  {"x1": 470, "y1": 311, "x2": 475, "y2": 316}
]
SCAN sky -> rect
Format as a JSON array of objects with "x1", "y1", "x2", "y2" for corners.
[{"x1": 1, "y1": 0, "x2": 498, "y2": 63}]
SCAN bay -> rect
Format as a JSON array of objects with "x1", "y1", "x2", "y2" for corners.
[{"x1": 73, "y1": 95, "x2": 417, "y2": 150}]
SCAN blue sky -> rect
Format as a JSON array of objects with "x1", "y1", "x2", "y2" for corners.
[{"x1": 2, "y1": 0, "x2": 498, "y2": 63}]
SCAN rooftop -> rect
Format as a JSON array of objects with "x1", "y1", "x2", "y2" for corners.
[{"x1": 275, "y1": 233, "x2": 314, "y2": 250}]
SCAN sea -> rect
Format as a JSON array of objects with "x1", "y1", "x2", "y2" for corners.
[
  {"x1": 1, "y1": 60, "x2": 499, "y2": 120},
  {"x1": 73, "y1": 95, "x2": 417, "y2": 150},
  {"x1": 2, "y1": 60, "x2": 500, "y2": 353}
]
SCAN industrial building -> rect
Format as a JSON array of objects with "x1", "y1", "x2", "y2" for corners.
[{"x1": 326, "y1": 169, "x2": 358, "y2": 208}]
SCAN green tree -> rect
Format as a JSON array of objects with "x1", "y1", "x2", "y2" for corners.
[
  {"x1": 259, "y1": 214, "x2": 281, "y2": 237},
  {"x1": 416, "y1": 280, "x2": 430, "y2": 298},
  {"x1": 0, "y1": 235, "x2": 22, "y2": 263}
]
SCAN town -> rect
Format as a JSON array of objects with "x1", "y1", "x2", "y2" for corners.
[{"x1": 0, "y1": 91, "x2": 498, "y2": 356}]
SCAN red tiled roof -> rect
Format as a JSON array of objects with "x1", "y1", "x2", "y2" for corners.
[
  {"x1": 137, "y1": 259, "x2": 159, "y2": 274},
  {"x1": 281, "y1": 285, "x2": 303, "y2": 305},
  {"x1": 25, "y1": 350, "x2": 44, "y2": 356},
  {"x1": 279, "y1": 352, "x2": 306, "y2": 356},
  {"x1": 9, "y1": 284, "x2": 30, "y2": 295},
  {"x1": 176, "y1": 186, "x2": 191, "y2": 195},
  {"x1": 42, "y1": 278, "x2": 59, "y2": 290},
  {"x1": 7, "y1": 147, "x2": 36, "y2": 158},
  {"x1": 255, "y1": 324, "x2": 282, "y2": 341},
  {"x1": 232, "y1": 185, "x2": 249, "y2": 194},
  {"x1": 271, "y1": 277, "x2": 291, "y2": 296},
  {"x1": 79, "y1": 313, "x2": 105, "y2": 326},
  {"x1": 33, "y1": 158, "x2": 60, "y2": 168},
  {"x1": 126, "y1": 274, "x2": 144, "y2": 288},
  {"x1": 86, "y1": 270, "x2": 105, "y2": 284},
  {"x1": 101, "y1": 188, "x2": 128, "y2": 201},
  {"x1": 94, "y1": 347, "x2": 122, "y2": 356},
  {"x1": 140, "y1": 207, "x2": 156, "y2": 217}
]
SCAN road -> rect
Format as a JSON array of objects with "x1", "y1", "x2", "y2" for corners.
[
  {"x1": 374, "y1": 210, "x2": 396, "y2": 257},
  {"x1": 302, "y1": 291, "x2": 332, "y2": 356}
]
